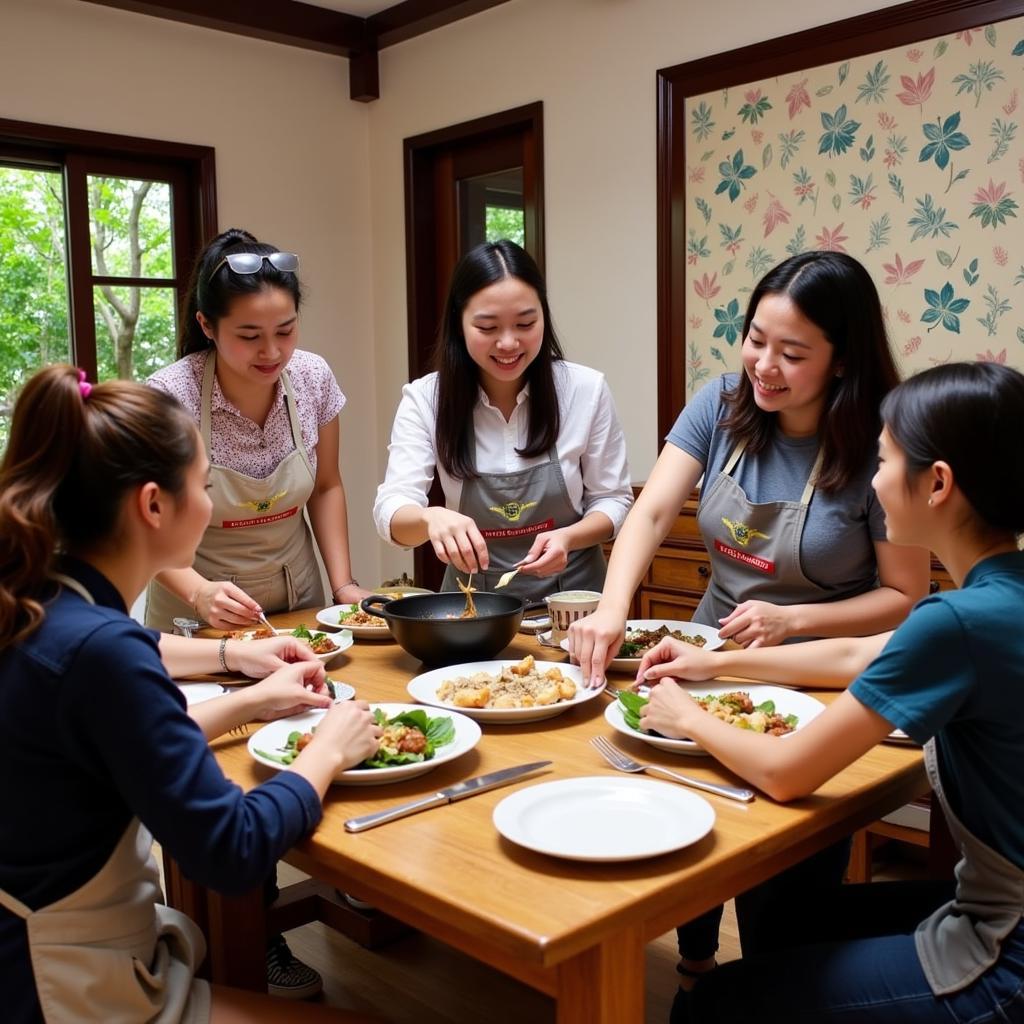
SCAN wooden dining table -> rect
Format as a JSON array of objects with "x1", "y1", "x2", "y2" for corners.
[{"x1": 166, "y1": 609, "x2": 928, "y2": 1024}]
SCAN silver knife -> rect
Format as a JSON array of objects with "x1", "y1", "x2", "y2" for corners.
[{"x1": 344, "y1": 761, "x2": 551, "y2": 832}]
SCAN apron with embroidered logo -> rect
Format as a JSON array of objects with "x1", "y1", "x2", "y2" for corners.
[
  {"x1": 440, "y1": 435, "x2": 606, "y2": 602},
  {"x1": 914, "y1": 738, "x2": 1024, "y2": 994},
  {"x1": 146, "y1": 352, "x2": 323, "y2": 630},
  {"x1": 693, "y1": 439, "x2": 829, "y2": 629},
  {"x1": 0, "y1": 574, "x2": 210, "y2": 1023}
]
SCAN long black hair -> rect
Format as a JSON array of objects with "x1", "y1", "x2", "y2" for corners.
[
  {"x1": 881, "y1": 362, "x2": 1024, "y2": 535},
  {"x1": 178, "y1": 228, "x2": 302, "y2": 357},
  {"x1": 720, "y1": 251, "x2": 899, "y2": 493},
  {"x1": 434, "y1": 240, "x2": 565, "y2": 480}
]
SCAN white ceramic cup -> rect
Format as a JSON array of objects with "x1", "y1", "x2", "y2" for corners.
[{"x1": 545, "y1": 590, "x2": 602, "y2": 642}]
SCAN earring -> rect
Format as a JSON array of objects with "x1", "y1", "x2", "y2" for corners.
[{"x1": 927, "y1": 497, "x2": 934, "y2": 506}]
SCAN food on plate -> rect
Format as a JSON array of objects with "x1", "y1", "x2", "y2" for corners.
[
  {"x1": 232, "y1": 624, "x2": 339, "y2": 654},
  {"x1": 617, "y1": 689, "x2": 798, "y2": 737},
  {"x1": 436, "y1": 655, "x2": 576, "y2": 709},
  {"x1": 452, "y1": 574, "x2": 479, "y2": 619},
  {"x1": 255, "y1": 708, "x2": 455, "y2": 769},
  {"x1": 617, "y1": 624, "x2": 707, "y2": 659},
  {"x1": 338, "y1": 606, "x2": 387, "y2": 628}
]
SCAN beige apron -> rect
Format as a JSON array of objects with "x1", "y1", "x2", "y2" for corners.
[
  {"x1": 693, "y1": 439, "x2": 827, "y2": 628},
  {"x1": 0, "y1": 575, "x2": 210, "y2": 1023},
  {"x1": 146, "y1": 352, "x2": 324, "y2": 630}
]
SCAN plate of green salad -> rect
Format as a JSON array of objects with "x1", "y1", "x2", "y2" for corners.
[
  {"x1": 249, "y1": 702, "x2": 481, "y2": 784},
  {"x1": 604, "y1": 684, "x2": 825, "y2": 756}
]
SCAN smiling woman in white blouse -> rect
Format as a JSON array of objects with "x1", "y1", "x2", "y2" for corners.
[{"x1": 373, "y1": 240, "x2": 633, "y2": 601}]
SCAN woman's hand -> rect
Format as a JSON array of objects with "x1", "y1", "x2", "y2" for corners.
[
  {"x1": 194, "y1": 580, "x2": 263, "y2": 629},
  {"x1": 248, "y1": 660, "x2": 332, "y2": 721},
  {"x1": 566, "y1": 608, "x2": 627, "y2": 689},
  {"x1": 634, "y1": 636, "x2": 719, "y2": 687},
  {"x1": 422, "y1": 507, "x2": 489, "y2": 575},
  {"x1": 718, "y1": 600, "x2": 794, "y2": 648},
  {"x1": 307, "y1": 700, "x2": 383, "y2": 772},
  {"x1": 515, "y1": 530, "x2": 571, "y2": 577},
  {"x1": 331, "y1": 581, "x2": 375, "y2": 605},
  {"x1": 639, "y1": 678, "x2": 701, "y2": 740},
  {"x1": 226, "y1": 635, "x2": 319, "y2": 679}
]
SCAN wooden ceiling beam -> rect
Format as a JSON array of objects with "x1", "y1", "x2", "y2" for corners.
[
  {"x1": 76, "y1": 0, "x2": 370, "y2": 57},
  {"x1": 368, "y1": 0, "x2": 515, "y2": 49}
]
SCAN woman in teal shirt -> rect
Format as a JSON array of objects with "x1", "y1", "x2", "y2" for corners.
[{"x1": 639, "y1": 362, "x2": 1024, "y2": 1023}]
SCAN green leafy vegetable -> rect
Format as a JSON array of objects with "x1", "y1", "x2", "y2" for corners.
[{"x1": 291, "y1": 624, "x2": 313, "y2": 640}]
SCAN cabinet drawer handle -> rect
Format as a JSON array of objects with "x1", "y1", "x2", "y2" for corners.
[
  {"x1": 698, "y1": 564, "x2": 710, "y2": 579},
  {"x1": 929, "y1": 580, "x2": 940, "y2": 594}
]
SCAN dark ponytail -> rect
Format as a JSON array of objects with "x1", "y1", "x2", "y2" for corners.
[
  {"x1": 881, "y1": 362, "x2": 1024, "y2": 535},
  {"x1": 0, "y1": 365, "x2": 198, "y2": 647},
  {"x1": 178, "y1": 228, "x2": 303, "y2": 357}
]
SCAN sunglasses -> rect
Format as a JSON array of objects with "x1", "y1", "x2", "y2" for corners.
[{"x1": 206, "y1": 251, "x2": 299, "y2": 282}]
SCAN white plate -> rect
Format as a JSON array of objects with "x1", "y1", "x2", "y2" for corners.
[
  {"x1": 885, "y1": 728, "x2": 917, "y2": 745},
  {"x1": 316, "y1": 604, "x2": 392, "y2": 639},
  {"x1": 177, "y1": 682, "x2": 227, "y2": 706},
  {"x1": 604, "y1": 683, "x2": 827, "y2": 757},
  {"x1": 234, "y1": 626, "x2": 353, "y2": 663},
  {"x1": 560, "y1": 620, "x2": 724, "y2": 671},
  {"x1": 329, "y1": 681, "x2": 356, "y2": 702},
  {"x1": 248, "y1": 702, "x2": 481, "y2": 785},
  {"x1": 406, "y1": 660, "x2": 601, "y2": 723},
  {"x1": 493, "y1": 776, "x2": 715, "y2": 861}
]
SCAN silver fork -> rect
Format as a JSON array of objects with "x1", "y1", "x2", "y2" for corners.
[
  {"x1": 228, "y1": 722, "x2": 249, "y2": 738},
  {"x1": 590, "y1": 735, "x2": 755, "y2": 803}
]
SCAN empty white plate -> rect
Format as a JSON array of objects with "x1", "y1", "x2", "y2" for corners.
[
  {"x1": 176, "y1": 682, "x2": 227, "y2": 706},
  {"x1": 493, "y1": 776, "x2": 715, "y2": 861}
]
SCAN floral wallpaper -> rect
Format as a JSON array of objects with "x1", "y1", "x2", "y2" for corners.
[{"x1": 683, "y1": 16, "x2": 1024, "y2": 394}]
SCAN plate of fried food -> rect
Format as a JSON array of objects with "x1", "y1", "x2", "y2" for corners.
[
  {"x1": 231, "y1": 624, "x2": 353, "y2": 663},
  {"x1": 248, "y1": 702, "x2": 481, "y2": 785},
  {"x1": 406, "y1": 655, "x2": 600, "y2": 723},
  {"x1": 604, "y1": 683, "x2": 826, "y2": 756},
  {"x1": 316, "y1": 603, "x2": 392, "y2": 639},
  {"x1": 562, "y1": 620, "x2": 724, "y2": 672}
]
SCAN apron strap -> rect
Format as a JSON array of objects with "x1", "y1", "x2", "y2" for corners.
[
  {"x1": 721, "y1": 440, "x2": 746, "y2": 477},
  {"x1": 799, "y1": 448, "x2": 825, "y2": 506},
  {"x1": 0, "y1": 886, "x2": 32, "y2": 919},
  {"x1": 50, "y1": 574, "x2": 97, "y2": 605},
  {"x1": 280, "y1": 371, "x2": 316, "y2": 482}
]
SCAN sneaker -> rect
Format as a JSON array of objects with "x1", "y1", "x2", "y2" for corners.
[{"x1": 266, "y1": 933, "x2": 323, "y2": 1000}]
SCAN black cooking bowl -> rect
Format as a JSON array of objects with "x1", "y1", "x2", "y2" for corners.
[{"x1": 361, "y1": 592, "x2": 524, "y2": 666}]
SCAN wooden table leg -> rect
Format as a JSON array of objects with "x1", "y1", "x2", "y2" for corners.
[
  {"x1": 206, "y1": 885, "x2": 267, "y2": 991},
  {"x1": 555, "y1": 926, "x2": 645, "y2": 1024}
]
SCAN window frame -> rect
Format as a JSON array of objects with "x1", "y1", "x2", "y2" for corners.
[{"x1": 0, "y1": 117, "x2": 217, "y2": 380}]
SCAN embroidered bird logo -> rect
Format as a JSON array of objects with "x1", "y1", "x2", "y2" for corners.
[
  {"x1": 239, "y1": 490, "x2": 287, "y2": 514},
  {"x1": 489, "y1": 500, "x2": 539, "y2": 523},
  {"x1": 722, "y1": 517, "x2": 770, "y2": 547}
]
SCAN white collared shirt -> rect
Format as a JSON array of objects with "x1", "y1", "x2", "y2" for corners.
[{"x1": 373, "y1": 361, "x2": 633, "y2": 545}]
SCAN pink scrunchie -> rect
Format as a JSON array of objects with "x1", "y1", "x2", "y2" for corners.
[{"x1": 77, "y1": 369, "x2": 92, "y2": 400}]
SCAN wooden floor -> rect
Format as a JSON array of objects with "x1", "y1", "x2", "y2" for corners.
[{"x1": 157, "y1": 838, "x2": 926, "y2": 1023}]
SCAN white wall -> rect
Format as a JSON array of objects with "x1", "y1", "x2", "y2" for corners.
[
  {"x1": 367, "y1": 0, "x2": 906, "y2": 580},
  {"x1": 3, "y1": 0, "x2": 911, "y2": 586},
  {"x1": 0, "y1": 0, "x2": 380, "y2": 582}
]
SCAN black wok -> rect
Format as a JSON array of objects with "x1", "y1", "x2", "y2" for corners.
[{"x1": 361, "y1": 592, "x2": 524, "y2": 666}]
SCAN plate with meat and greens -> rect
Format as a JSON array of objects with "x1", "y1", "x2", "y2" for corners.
[
  {"x1": 231, "y1": 624, "x2": 353, "y2": 663},
  {"x1": 561, "y1": 620, "x2": 723, "y2": 672}
]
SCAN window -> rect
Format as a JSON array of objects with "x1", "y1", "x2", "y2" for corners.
[{"x1": 0, "y1": 119, "x2": 215, "y2": 449}]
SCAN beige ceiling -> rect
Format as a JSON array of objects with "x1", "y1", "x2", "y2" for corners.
[{"x1": 300, "y1": 1, "x2": 397, "y2": 15}]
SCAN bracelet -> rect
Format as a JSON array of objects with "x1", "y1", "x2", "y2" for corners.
[
  {"x1": 218, "y1": 636, "x2": 230, "y2": 673},
  {"x1": 331, "y1": 579, "x2": 359, "y2": 599}
]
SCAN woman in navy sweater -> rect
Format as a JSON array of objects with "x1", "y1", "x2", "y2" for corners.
[{"x1": 0, "y1": 365, "x2": 382, "y2": 1023}]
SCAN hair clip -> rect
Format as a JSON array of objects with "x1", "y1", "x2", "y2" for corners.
[{"x1": 77, "y1": 369, "x2": 93, "y2": 400}]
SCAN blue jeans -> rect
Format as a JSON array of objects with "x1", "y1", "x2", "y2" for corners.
[{"x1": 688, "y1": 882, "x2": 1024, "y2": 1023}]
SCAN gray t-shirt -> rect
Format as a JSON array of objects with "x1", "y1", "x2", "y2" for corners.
[{"x1": 666, "y1": 374, "x2": 886, "y2": 597}]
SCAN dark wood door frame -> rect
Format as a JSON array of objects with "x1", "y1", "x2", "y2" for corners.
[
  {"x1": 655, "y1": 0, "x2": 1024, "y2": 446},
  {"x1": 403, "y1": 102, "x2": 544, "y2": 588}
]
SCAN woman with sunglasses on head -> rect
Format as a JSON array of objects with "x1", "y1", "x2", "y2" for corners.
[
  {"x1": 0, "y1": 366, "x2": 383, "y2": 1024},
  {"x1": 568, "y1": 251, "x2": 930, "y2": 1001},
  {"x1": 145, "y1": 227, "x2": 371, "y2": 635},
  {"x1": 373, "y1": 240, "x2": 632, "y2": 599},
  {"x1": 645, "y1": 362, "x2": 1024, "y2": 1024}
]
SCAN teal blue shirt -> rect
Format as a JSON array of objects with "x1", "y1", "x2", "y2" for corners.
[{"x1": 850, "y1": 551, "x2": 1024, "y2": 869}]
